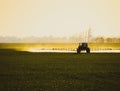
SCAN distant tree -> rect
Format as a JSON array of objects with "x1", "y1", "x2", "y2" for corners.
[
  {"x1": 106, "y1": 38, "x2": 112, "y2": 43},
  {"x1": 94, "y1": 37, "x2": 104, "y2": 43},
  {"x1": 118, "y1": 38, "x2": 120, "y2": 43}
]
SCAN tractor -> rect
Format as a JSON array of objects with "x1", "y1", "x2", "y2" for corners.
[{"x1": 77, "y1": 43, "x2": 90, "y2": 54}]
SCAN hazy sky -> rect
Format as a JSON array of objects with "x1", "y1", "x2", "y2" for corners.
[{"x1": 0, "y1": 0, "x2": 120, "y2": 37}]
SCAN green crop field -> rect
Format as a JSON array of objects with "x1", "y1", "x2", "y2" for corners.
[{"x1": 0, "y1": 49, "x2": 120, "y2": 91}]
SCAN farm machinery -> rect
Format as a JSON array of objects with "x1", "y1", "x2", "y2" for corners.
[{"x1": 77, "y1": 43, "x2": 90, "y2": 54}]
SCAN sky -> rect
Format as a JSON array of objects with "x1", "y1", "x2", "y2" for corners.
[{"x1": 0, "y1": 0, "x2": 120, "y2": 38}]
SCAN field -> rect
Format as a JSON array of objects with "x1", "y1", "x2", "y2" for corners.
[
  {"x1": 0, "y1": 49, "x2": 120, "y2": 91},
  {"x1": 0, "y1": 43, "x2": 120, "y2": 51}
]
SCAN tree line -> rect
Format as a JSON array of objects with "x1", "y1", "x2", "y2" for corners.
[{"x1": 0, "y1": 36, "x2": 120, "y2": 43}]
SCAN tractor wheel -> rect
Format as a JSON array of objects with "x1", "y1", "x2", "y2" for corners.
[
  {"x1": 77, "y1": 49, "x2": 79, "y2": 54},
  {"x1": 86, "y1": 48, "x2": 90, "y2": 53},
  {"x1": 77, "y1": 48, "x2": 81, "y2": 54},
  {"x1": 79, "y1": 49, "x2": 81, "y2": 54}
]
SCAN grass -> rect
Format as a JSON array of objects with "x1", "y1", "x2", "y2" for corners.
[{"x1": 0, "y1": 49, "x2": 120, "y2": 91}]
